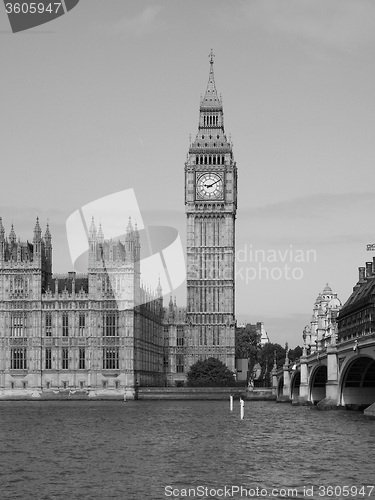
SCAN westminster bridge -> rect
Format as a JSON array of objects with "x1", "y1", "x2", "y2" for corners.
[
  {"x1": 272, "y1": 332, "x2": 375, "y2": 416},
  {"x1": 271, "y1": 269, "x2": 375, "y2": 417}
]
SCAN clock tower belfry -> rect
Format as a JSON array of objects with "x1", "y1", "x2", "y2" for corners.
[{"x1": 185, "y1": 51, "x2": 237, "y2": 372}]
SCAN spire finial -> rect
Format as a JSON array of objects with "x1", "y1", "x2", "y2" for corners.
[
  {"x1": 199, "y1": 50, "x2": 221, "y2": 110},
  {"x1": 157, "y1": 276, "x2": 162, "y2": 296},
  {"x1": 126, "y1": 216, "x2": 133, "y2": 233},
  {"x1": 9, "y1": 223, "x2": 16, "y2": 244},
  {"x1": 89, "y1": 216, "x2": 97, "y2": 239},
  {"x1": 45, "y1": 221, "x2": 51, "y2": 241}
]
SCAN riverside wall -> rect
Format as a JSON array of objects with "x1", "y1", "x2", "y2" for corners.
[
  {"x1": 137, "y1": 387, "x2": 275, "y2": 401},
  {"x1": 0, "y1": 387, "x2": 276, "y2": 401}
]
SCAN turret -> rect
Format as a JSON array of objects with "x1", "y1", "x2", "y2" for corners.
[
  {"x1": 44, "y1": 222, "x2": 52, "y2": 269},
  {"x1": 156, "y1": 277, "x2": 163, "y2": 299},
  {"x1": 168, "y1": 295, "x2": 174, "y2": 320},
  {"x1": 0, "y1": 217, "x2": 4, "y2": 241},
  {"x1": 97, "y1": 223, "x2": 104, "y2": 244},
  {"x1": 0, "y1": 217, "x2": 5, "y2": 260},
  {"x1": 17, "y1": 238, "x2": 22, "y2": 262},
  {"x1": 107, "y1": 238, "x2": 113, "y2": 262},
  {"x1": 9, "y1": 223, "x2": 16, "y2": 245},
  {"x1": 33, "y1": 216, "x2": 42, "y2": 241},
  {"x1": 134, "y1": 222, "x2": 140, "y2": 262},
  {"x1": 88, "y1": 217, "x2": 97, "y2": 268},
  {"x1": 125, "y1": 217, "x2": 134, "y2": 262},
  {"x1": 33, "y1": 216, "x2": 42, "y2": 264},
  {"x1": 89, "y1": 216, "x2": 96, "y2": 238}
]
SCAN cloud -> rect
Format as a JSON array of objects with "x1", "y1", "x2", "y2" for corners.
[
  {"x1": 236, "y1": 191, "x2": 375, "y2": 248},
  {"x1": 215, "y1": 0, "x2": 375, "y2": 52},
  {"x1": 266, "y1": 0, "x2": 375, "y2": 51},
  {"x1": 100, "y1": 5, "x2": 163, "y2": 37},
  {"x1": 0, "y1": 207, "x2": 67, "y2": 228},
  {"x1": 242, "y1": 191, "x2": 375, "y2": 219}
]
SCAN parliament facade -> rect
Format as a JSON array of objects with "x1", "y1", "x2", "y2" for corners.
[
  {"x1": 0, "y1": 54, "x2": 237, "y2": 397},
  {"x1": 0, "y1": 218, "x2": 165, "y2": 398}
]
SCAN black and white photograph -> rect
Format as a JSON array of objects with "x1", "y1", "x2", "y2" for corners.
[{"x1": 1, "y1": 1, "x2": 375, "y2": 499}]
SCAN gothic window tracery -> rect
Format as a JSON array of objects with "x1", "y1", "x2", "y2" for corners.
[
  {"x1": 11, "y1": 348, "x2": 27, "y2": 369},
  {"x1": 11, "y1": 314, "x2": 25, "y2": 337}
]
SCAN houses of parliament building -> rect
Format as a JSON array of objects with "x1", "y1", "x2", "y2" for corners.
[{"x1": 0, "y1": 53, "x2": 237, "y2": 398}]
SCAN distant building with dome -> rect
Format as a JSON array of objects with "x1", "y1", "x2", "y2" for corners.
[{"x1": 302, "y1": 283, "x2": 342, "y2": 353}]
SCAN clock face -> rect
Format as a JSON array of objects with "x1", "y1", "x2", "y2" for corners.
[{"x1": 196, "y1": 173, "x2": 224, "y2": 200}]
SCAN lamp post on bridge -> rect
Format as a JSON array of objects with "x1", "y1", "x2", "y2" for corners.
[
  {"x1": 297, "y1": 328, "x2": 309, "y2": 404},
  {"x1": 282, "y1": 342, "x2": 291, "y2": 400}
]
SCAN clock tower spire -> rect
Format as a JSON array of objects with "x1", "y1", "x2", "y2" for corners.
[{"x1": 184, "y1": 52, "x2": 237, "y2": 373}]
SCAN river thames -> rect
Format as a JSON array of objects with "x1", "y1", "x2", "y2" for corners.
[{"x1": 0, "y1": 400, "x2": 374, "y2": 499}]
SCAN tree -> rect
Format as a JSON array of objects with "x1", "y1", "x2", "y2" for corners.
[
  {"x1": 235, "y1": 324, "x2": 261, "y2": 382},
  {"x1": 257, "y1": 342, "x2": 285, "y2": 386},
  {"x1": 288, "y1": 346, "x2": 303, "y2": 363},
  {"x1": 187, "y1": 357, "x2": 236, "y2": 387},
  {"x1": 235, "y1": 323, "x2": 303, "y2": 385},
  {"x1": 258, "y1": 342, "x2": 285, "y2": 373}
]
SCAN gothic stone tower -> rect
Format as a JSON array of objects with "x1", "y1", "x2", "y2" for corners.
[
  {"x1": 185, "y1": 52, "x2": 237, "y2": 372},
  {"x1": 0, "y1": 217, "x2": 52, "y2": 390}
]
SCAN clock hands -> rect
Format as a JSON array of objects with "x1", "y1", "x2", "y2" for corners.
[{"x1": 204, "y1": 179, "x2": 221, "y2": 188}]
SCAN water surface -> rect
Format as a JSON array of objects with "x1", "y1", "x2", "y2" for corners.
[{"x1": 0, "y1": 401, "x2": 374, "y2": 499}]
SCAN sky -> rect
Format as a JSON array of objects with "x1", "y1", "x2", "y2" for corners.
[{"x1": 1, "y1": 0, "x2": 375, "y2": 346}]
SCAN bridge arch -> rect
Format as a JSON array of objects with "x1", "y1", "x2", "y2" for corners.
[
  {"x1": 309, "y1": 364, "x2": 327, "y2": 404},
  {"x1": 290, "y1": 370, "x2": 301, "y2": 400},
  {"x1": 339, "y1": 355, "x2": 375, "y2": 409}
]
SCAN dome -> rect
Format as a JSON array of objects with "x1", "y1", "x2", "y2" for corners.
[
  {"x1": 323, "y1": 283, "x2": 332, "y2": 294},
  {"x1": 328, "y1": 294, "x2": 342, "y2": 309}
]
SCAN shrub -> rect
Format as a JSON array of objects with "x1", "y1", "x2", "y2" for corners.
[{"x1": 187, "y1": 357, "x2": 236, "y2": 387}]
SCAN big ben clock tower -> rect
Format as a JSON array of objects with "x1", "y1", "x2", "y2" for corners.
[{"x1": 185, "y1": 51, "x2": 237, "y2": 372}]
